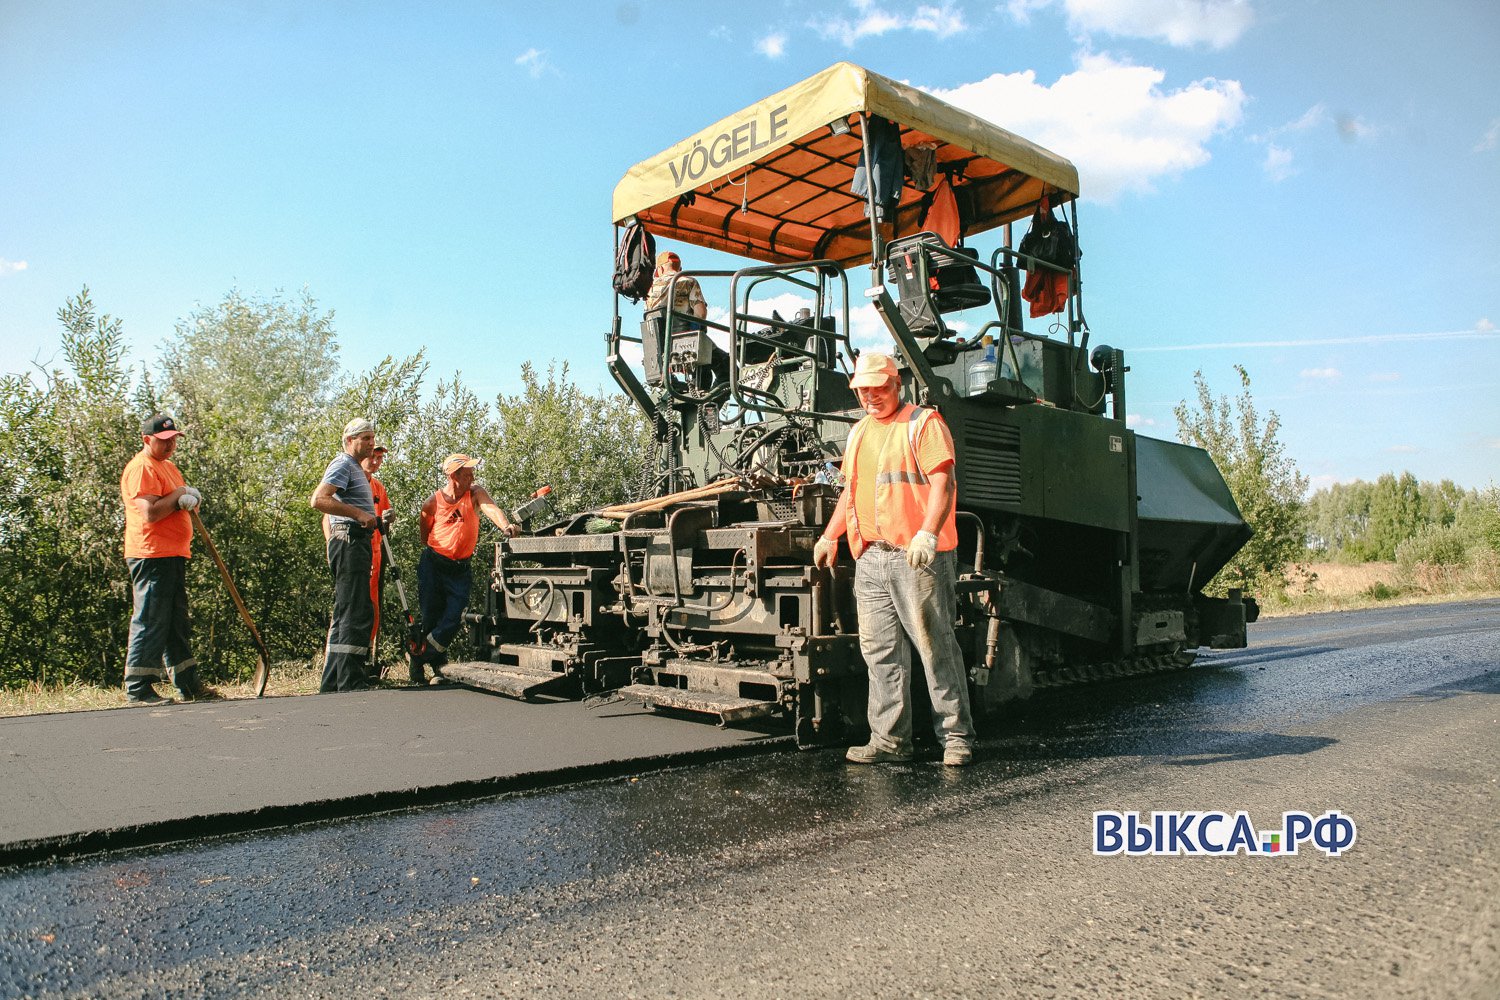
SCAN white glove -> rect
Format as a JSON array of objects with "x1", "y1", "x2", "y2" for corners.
[
  {"x1": 906, "y1": 530, "x2": 938, "y2": 569},
  {"x1": 813, "y1": 536, "x2": 839, "y2": 569},
  {"x1": 177, "y1": 489, "x2": 200, "y2": 511}
]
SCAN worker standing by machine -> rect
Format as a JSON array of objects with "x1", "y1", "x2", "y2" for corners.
[
  {"x1": 409, "y1": 454, "x2": 520, "y2": 683},
  {"x1": 814, "y1": 353, "x2": 976, "y2": 766}
]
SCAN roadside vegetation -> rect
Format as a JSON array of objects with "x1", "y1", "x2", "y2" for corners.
[
  {"x1": 0, "y1": 287, "x2": 650, "y2": 709},
  {"x1": 1, "y1": 291, "x2": 1494, "y2": 717},
  {"x1": 1176, "y1": 367, "x2": 1500, "y2": 616}
]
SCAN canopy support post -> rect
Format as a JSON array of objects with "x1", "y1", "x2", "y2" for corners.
[{"x1": 857, "y1": 112, "x2": 883, "y2": 289}]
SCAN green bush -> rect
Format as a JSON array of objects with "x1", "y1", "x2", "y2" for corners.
[
  {"x1": 0, "y1": 287, "x2": 649, "y2": 689},
  {"x1": 1395, "y1": 522, "x2": 1472, "y2": 572}
]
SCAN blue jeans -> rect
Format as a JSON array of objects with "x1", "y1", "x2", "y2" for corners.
[
  {"x1": 854, "y1": 546, "x2": 974, "y2": 753},
  {"x1": 124, "y1": 556, "x2": 196, "y2": 695},
  {"x1": 418, "y1": 548, "x2": 472, "y2": 661}
]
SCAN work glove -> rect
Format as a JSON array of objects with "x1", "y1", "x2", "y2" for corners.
[
  {"x1": 177, "y1": 488, "x2": 201, "y2": 511},
  {"x1": 381, "y1": 508, "x2": 395, "y2": 528},
  {"x1": 906, "y1": 530, "x2": 938, "y2": 570},
  {"x1": 813, "y1": 536, "x2": 839, "y2": 569}
]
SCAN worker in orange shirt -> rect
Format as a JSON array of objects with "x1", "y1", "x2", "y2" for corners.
[
  {"x1": 120, "y1": 412, "x2": 216, "y2": 705},
  {"x1": 409, "y1": 454, "x2": 518, "y2": 683},
  {"x1": 813, "y1": 353, "x2": 975, "y2": 766}
]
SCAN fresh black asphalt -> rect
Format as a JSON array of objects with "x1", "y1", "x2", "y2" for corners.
[{"x1": 0, "y1": 686, "x2": 786, "y2": 866}]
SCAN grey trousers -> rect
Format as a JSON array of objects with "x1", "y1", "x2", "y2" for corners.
[
  {"x1": 854, "y1": 546, "x2": 975, "y2": 753},
  {"x1": 323, "y1": 522, "x2": 374, "y2": 692},
  {"x1": 124, "y1": 556, "x2": 196, "y2": 695}
]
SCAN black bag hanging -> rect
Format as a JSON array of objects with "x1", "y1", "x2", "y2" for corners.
[
  {"x1": 612, "y1": 219, "x2": 657, "y2": 302},
  {"x1": 1017, "y1": 195, "x2": 1078, "y2": 272}
]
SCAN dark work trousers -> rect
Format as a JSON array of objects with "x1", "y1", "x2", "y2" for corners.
[
  {"x1": 323, "y1": 522, "x2": 374, "y2": 692},
  {"x1": 417, "y1": 548, "x2": 471, "y2": 663},
  {"x1": 124, "y1": 556, "x2": 196, "y2": 696}
]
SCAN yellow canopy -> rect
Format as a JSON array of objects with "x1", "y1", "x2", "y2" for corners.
[{"x1": 612, "y1": 62, "x2": 1080, "y2": 266}]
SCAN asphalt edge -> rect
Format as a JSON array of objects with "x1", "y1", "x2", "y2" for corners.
[{"x1": 0, "y1": 736, "x2": 793, "y2": 871}]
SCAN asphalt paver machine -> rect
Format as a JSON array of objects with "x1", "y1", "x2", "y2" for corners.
[{"x1": 443, "y1": 62, "x2": 1257, "y2": 745}]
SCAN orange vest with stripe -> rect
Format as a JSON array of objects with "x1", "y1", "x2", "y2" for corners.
[{"x1": 843, "y1": 404, "x2": 958, "y2": 559}]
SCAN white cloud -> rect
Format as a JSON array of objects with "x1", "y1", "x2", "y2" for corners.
[
  {"x1": 1263, "y1": 143, "x2": 1295, "y2": 181},
  {"x1": 1367, "y1": 372, "x2": 1401, "y2": 383},
  {"x1": 1299, "y1": 367, "x2": 1340, "y2": 380},
  {"x1": 0, "y1": 258, "x2": 27, "y2": 274},
  {"x1": 1476, "y1": 119, "x2": 1500, "y2": 153},
  {"x1": 1125, "y1": 413, "x2": 1157, "y2": 428},
  {"x1": 708, "y1": 25, "x2": 732, "y2": 42},
  {"x1": 1335, "y1": 113, "x2": 1377, "y2": 143},
  {"x1": 1130, "y1": 328, "x2": 1496, "y2": 352},
  {"x1": 1478, "y1": 317, "x2": 1496, "y2": 332},
  {"x1": 1385, "y1": 444, "x2": 1419, "y2": 454},
  {"x1": 810, "y1": 1, "x2": 966, "y2": 46},
  {"x1": 756, "y1": 32, "x2": 787, "y2": 59},
  {"x1": 1251, "y1": 104, "x2": 1327, "y2": 143},
  {"x1": 928, "y1": 55, "x2": 1245, "y2": 201},
  {"x1": 1009, "y1": 0, "x2": 1255, "y2": 49},
  {"x1": 514, "y1": 48, "x2": 552, "y2": 79},
  {"x1": 1486, "y1": 438, "x2": 1500, "y2": 450}
]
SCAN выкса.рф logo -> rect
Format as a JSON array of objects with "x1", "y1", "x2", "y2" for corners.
[{"x1": 1093, "y1": 810, "x2": 1357, "y2": 857}]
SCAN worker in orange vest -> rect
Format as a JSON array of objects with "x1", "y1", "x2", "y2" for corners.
[
  {"x1": 813, "y1": 352, "x2": 975, "y2": 766},
  {"x1": 410, "y1": 453, "x2": 519, "y2": 683}
]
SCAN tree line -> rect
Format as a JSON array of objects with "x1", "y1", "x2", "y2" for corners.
[
  {"x1": 0, "y1": 288, "x2": 650, "y2": 690},
  {"x1": 1176, "y1": 365, "x2": 1498, "y2": 599}
]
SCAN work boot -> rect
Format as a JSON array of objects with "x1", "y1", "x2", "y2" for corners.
[
  {"x1": 844, "y1": 742, "x2": 913, "y2": 764},
  {"x1": 942, "y1": 744, "x2": 974, "y2": 767},
  {"x1": 174, "y1": 669, "x2": 222, "y2": 702},
  {"x1": 407, "y1": 644, "x2": 428, "y2": 686},
  {"x1": 125, "y1": 684, "x2": 173, "y2": 707}
]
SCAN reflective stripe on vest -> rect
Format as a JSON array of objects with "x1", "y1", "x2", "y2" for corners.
[{"x1": 842, "y1": 405, "x2": 956, "y2": 558}]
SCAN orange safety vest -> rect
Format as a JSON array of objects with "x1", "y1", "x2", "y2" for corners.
[
  {"x1": 843, "y1": 404, "x2": 958, "y2": 559},
  {"x1": 428, "y1": 488, "x2": 479, "y2": 561}
]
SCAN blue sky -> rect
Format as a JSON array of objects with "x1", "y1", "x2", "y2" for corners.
[{"x1": 2, "y1": 0, "x2": 1497, "y2": 490}]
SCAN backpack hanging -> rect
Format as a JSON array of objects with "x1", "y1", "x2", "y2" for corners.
[
  {"x1": 612, "y1": 219, "x2": 657, "y2": 303},
  {"x1": 1017, "y1": 195, "x2": 1078, "y2": 317}
]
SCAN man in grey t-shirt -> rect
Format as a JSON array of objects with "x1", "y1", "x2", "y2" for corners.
[{"x1": 310, "y1": 417, "x2": 380, "y2": 692}]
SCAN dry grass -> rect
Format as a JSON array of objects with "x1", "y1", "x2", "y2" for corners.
[
  {"x1": 0, "y1": 659, "x2": 421, "y2": 719},
  {"x1": 1265, "y1": 560, "x2": 1500, "y2": 617}
]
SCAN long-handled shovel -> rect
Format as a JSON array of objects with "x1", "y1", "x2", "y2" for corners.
[
  {"x1": 189, "y1": 508, "x2": 271, "y2": 697},
  {"x1": 378, "y1": 526, "x2": 426, "y2": 684}
]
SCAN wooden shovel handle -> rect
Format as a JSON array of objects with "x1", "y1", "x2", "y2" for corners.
[{"x1": 189, "y1": 508, "x2": 271, "y2": 697}]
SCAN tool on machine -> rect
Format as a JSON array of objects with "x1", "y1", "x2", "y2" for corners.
[
  {"x1": 510, "y1": 485, "x2": 555, "y2": 533},
  {"x1": 188, "y1": 508, "x2": 270, "y2": 697}
]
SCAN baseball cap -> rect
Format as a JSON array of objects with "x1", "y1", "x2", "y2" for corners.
[
  {"x1": 442, "y1": 453, "x2": 480, "y2": 474},
  {"x1": 141, "y1": 412, "x2": 183, "y2": 439},
  {"x1": 372, "y1": 442, "x2": 389, "y2": 454},
  {"x1": 848, "y1": 352, "x2": 900, "y2": 388},
  {"x1": 342, "y1": 417, "x2": 376, "y2": 439}
]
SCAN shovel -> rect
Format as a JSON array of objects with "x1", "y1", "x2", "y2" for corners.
[
  {"x1": 377, "y1": 525, "x2": 426, "y2": 683},
  {"x1": 189, "y1": 508, "x2": 270, "y2": 697}
]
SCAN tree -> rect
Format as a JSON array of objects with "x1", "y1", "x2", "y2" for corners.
[
  {"x1": 1174, "y1": 365, "x2": 1308, "y2": 596},
  {"x1": 0, "y1": 286, "x2": 654, "y2": 689},
  {"x1": 0, "y1": 289, "x2": 142, "y2": 686},
  {"x1": 1361, "y1": 472, "x2": 1426, "y2": 561}
]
